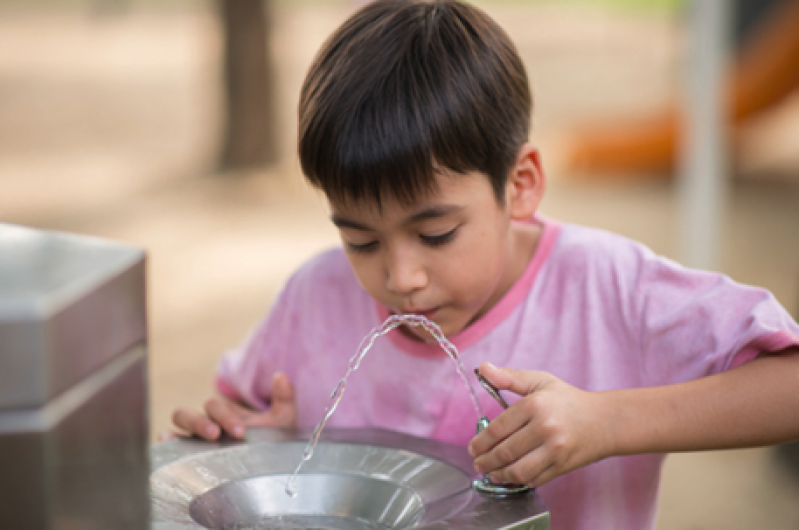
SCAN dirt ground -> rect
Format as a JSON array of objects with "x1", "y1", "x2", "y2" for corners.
[{"x1": 1, "y1": 2, "x2": 798, "y2": 528}]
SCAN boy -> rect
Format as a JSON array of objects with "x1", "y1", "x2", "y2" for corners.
[{"x1": 171, "y1": 1, "x2": 799, "y2": 528}]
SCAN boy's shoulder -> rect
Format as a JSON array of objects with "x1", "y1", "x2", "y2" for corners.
[
  {"x1": 271, "y1": 247, "x2": 377, "y2": 336},
  {"x1": 292, "y1": 246, "x2": 354, "y2": 285},
  {"x1": 282, "y1": 246, "x2": 364, "y2": 302},
  {"x1": 547, "y1": 221, "x2": 734, "y2": 305},
  {"x1": 553, "y1": 221, "x2": 657, "y2": 272}
]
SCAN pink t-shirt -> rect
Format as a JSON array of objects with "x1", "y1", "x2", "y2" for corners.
[{"x1": 216, "y1": 215, "x2": 799, "y2": 530}]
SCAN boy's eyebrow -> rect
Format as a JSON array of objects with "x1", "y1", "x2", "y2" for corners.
[
  {"x1": 330, "y1": 204, "x2": 464, "y2": 231},
  {"x1": 330, "y1": 215, "x2": 370, "y2": 231},
  {"x1": 404, "y1": 204, "x2": 464, "y2": 224}
]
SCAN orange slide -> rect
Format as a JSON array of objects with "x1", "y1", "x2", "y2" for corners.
[{"x1": 562, "y1": 0, "x2": 799, "y2": 175}]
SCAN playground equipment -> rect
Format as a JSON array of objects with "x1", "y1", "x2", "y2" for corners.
[{"x1": 563, "y1": 0, "x2": 799, "y2": 175}]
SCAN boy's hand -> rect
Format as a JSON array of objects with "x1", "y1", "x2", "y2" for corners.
[
  {"x1": 165, "y1": 372, "x2": 297, "y2": 442},
  {"x1": 467, "y1": 362, "x2": 612, "y2": 488}
]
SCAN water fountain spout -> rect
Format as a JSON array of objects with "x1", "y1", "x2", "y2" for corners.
[{"x1": 472, "y1": 368, "x2": 532, "y2": 497}]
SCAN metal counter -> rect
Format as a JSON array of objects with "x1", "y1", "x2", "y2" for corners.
[{"x1": 0, "y1": 223, "x2": 150, "y2": 529}]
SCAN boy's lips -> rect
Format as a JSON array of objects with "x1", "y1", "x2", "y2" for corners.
[{"x1": 394, "y1": 307, "x2": 439, "y2": 319}]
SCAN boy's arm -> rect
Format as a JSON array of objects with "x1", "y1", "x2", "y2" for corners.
[
  {"x1": 468, "y1": 349, "x2": 799, "y2": 487},
  {"x1": 607, "y1": 346, "x2": 799, "y2": 454}
]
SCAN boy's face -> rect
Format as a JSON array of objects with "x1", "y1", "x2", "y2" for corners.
[{"x1": 330, "y1": 162, "x2": 542, "y2": 341}]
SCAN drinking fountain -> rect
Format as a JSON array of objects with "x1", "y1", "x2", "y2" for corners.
[
  {"x1": 150, "y1": 427, "x2": 550, "y2": 529},
  {"x1": 0, "y1": 223, "x2": 149, "y2": 529},
  {"x1": 150, "y1": 297, "x2": 549, "y2": 529}
]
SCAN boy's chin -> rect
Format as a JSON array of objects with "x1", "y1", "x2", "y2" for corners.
[{"x1": 396, "y1": 322, "x2": 433, "y2": 343}]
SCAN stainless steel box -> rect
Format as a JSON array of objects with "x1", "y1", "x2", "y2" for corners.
[{"x1": 0, "y1": 224, "x2": 149, "y2": 529}]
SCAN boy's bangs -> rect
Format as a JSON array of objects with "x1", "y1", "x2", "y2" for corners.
[{"x1": 301, "y1": 90, "x2": 476, "y2": 209}]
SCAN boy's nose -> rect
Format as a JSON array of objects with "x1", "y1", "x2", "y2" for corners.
[{"x1": 385, "y1": 254, "x2": 428, "y2": 295}]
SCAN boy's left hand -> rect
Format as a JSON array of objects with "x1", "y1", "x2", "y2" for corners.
[{"x1": 468, "y1": 362, "x2": 613, "y2": 488}]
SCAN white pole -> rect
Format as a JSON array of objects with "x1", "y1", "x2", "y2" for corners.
[{"x1": 679, "y1": 0, "x2": 732, "y2": 271}]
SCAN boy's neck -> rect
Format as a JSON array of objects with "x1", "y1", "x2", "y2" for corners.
[
  {"x1": 489, "y1": 218, "x2": 542, "y2": 315},
  {"x1": 467, "y1": 217, "x2": 542, "y2": 330}
]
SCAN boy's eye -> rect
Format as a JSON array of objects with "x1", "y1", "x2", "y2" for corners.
[
  {"x1": 420, "y1": 227, "x2": 458, "y2": 247},
  {"x1": 346, "y1": 240, "x2": 378, "y2": 254}
]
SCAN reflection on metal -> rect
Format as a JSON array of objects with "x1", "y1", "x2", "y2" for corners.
[
  {"x1": 473, "y1": 369, "x2": 532, "y2": 498},
  {"x1": 472, "y1": 478, "x2": 533, "y2": 498},
  {"x1": 0, "y1": 223, "x2": 149, "y2": 529},
  {"x1": 475, "y1": 369, "x2": 510, "y2": 410},
  {"x1": 151, "y1": 427, "x2": 550, "y2": 529}
]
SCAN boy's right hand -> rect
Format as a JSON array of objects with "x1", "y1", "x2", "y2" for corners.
[{"x1": 167, "y1": 372, "x2": 296, "y2": 442}]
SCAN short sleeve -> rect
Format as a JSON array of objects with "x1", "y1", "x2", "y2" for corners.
[
  {"x1": 634, "y1": 252, "x2": 799, "y2": 386},
  {"x1": 214, "y1": 276, "x2": 299, "y2": 411}
]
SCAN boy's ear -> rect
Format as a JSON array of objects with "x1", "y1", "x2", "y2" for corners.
[{"x1": 506, "y1": 142, "x2": 546, "y2": 220}]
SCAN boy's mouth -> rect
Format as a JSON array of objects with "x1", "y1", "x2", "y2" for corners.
[{"x1": 393, "y1": 307, "x2": 439, "y2": 319}]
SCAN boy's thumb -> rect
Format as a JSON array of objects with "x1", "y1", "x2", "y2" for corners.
[
  {"x1": 477, "y1": 361, "x2": 551, "y2": 397},
  {"x1": 271, "y1": 372, "x2": 296, "y2": 406}
]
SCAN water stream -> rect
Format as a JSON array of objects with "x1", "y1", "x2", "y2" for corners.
[{"x1": 285, "y1": 313, "x2": 484, "y2": 497}]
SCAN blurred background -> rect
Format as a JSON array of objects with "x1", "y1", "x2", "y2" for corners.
[{"x1": 1, "y1": 0, "x2": 798, "y2": 527}]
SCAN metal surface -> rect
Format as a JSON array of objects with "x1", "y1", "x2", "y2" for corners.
[
  {"x1": 0, "y1": 223, "x2": 150, "y2": 529},
  {"x1": 473, "y1": 370, "x2": 531, "y2": 498},
  {"x1": 475, "y1": 369, "x2": 509, "y2": 410},
  {"x1": 0, "y1": 346, "x2": 150, "y2": 529},
  {"x1": 0, "y1": 223, "x2": 146, "y2": 409},
  {"x1": 151, "y1": 427, "x2": 550, "y2": 529},
  {"x1": 472, "y1": 478, "x2": 532, "y2": 498}
]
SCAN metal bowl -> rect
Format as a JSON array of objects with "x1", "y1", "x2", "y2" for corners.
[{"x1": 150, "y1": 427, "x2": 549, "y2": 529}]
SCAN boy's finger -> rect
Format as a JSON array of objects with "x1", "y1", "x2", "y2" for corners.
[
  {"x1": 525, "y1": 463, "x2": 559, "y2": 489},
  {"x1": 271, "y1": 372, "x2": 296, "y2": 404},
  {"x1": 468, "y1": 411, "x2": 538, "y2": 459},
  {"x1": 490, "y1": 455, "x2": 555, "y2": 489},
  {"x1": 205, "y1": 397, "x2": 246, "y2": 439},
  {"x1": 172, "y1": 407, "x2": 221, "y2": 440},
  {"x1": 477, "y1": 361, "x2": 552, "y2": 396},
  {"x1": 268, "y1": 372, "x2": 297, "y2": 428},
  {"x1": 468, "y1": 407, "x2": 517, "y2": 457},
  {"x1": 157, "y1": 430, "x2": 178, "y2": 443}
]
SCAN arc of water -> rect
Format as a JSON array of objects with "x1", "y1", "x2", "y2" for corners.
[{"x1": 286, "y1": 314, "x2": 485, "y2": 497}]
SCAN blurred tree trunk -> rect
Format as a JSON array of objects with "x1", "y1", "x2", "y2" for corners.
[{"x1": 218, "y1": 0, "x2": 278, "y2": 171}]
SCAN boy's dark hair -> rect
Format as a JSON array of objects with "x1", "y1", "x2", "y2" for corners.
[{"x1": 298, "y1": 0, "x2": 531, "y2": 207}]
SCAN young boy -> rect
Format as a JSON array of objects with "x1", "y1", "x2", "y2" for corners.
[{"x1": 171, "y1": 1, "x2": 799, "y2": 528}]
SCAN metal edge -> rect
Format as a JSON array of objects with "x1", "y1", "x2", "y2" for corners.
[{"x1": 0, "y1": 344, "x2": 146, "y2": 433}]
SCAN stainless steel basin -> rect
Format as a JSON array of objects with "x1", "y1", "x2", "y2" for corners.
[{"x1": 150, "y1": 427, "x2": 549, "y2": 529}]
